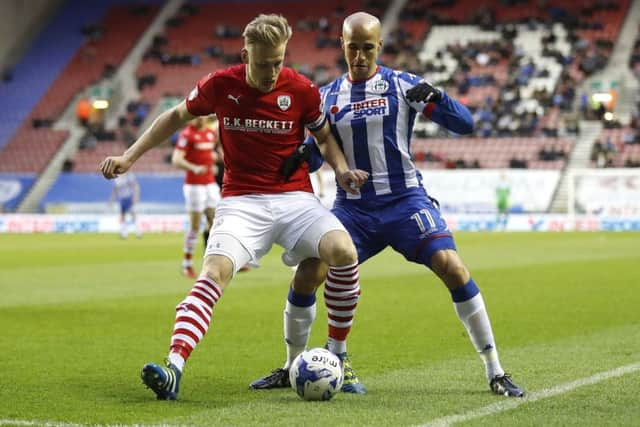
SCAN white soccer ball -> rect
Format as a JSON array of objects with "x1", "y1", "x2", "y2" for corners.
[{"x1": 289, "y1": 348, "x2": 344, "y2": 401}]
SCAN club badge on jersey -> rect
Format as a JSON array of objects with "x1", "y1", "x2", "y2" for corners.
[{"x1": 277, "y1": 95, "x2": 291, "y2": 111}]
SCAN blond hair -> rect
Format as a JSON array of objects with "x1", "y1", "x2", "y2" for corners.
[{"x1": 243, "y1": 14, "x2": 292, "y2": 47}]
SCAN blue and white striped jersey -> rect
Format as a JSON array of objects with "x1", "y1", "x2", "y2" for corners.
[
  {"x1": 307, "y1": 66, "x2": 473, "y2": 203},
  {"x1": 113, "y1": 173, "x2": 137, "y2": 200}
]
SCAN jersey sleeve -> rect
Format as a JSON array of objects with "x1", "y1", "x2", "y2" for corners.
[
  {"x1": 397, "y1": 71, "x2": 474, "y2": 135},
  {"x1": 428, "y1": 90, "x2": 474, "y2": 135},
  {"x1": 303, "y1": 134, "x2": 324, "y2": 173},
  {"x1": 300, "y1": 82, "x2": 327, "y2": 132},
  {"x1": 186, "y1": 72, "x2": 217, "y2": 116}
]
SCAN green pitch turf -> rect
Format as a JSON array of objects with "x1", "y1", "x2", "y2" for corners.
[{"x1": 0, "y1": 232, "x2": 639, "y2": 426}]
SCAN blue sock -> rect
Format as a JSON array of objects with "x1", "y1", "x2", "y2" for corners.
[
  {"x1": 287, "y1": 288, "x2": 316, "y2": 307},
  {"x1": 449, "y1": 278, "x2": 480, "y2": 303}
]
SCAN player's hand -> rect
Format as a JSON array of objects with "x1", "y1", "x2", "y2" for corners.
[
  {"x1": 99, "y1": 156, "x2": 132, "y2": 179},
  {"x1": 192, "y1": 165, "x2": 207, "y2": 175},
  {"x1": 336, "y1": 169, "x2": 369, "y2": 195},
  {"x1": 280, "y1": 143, "x2": 311, "y2": 180},
  {"x1": 406, "y1": 82, "x2": 442, "y2": 103}
]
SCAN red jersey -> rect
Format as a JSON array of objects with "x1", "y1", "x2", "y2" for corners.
[
  {"x1": 175, "y1": 125, "x2": 217, "y2": 185},
  {"x1": 185, "y1": 64, "x2": 326, "y2": 197}
]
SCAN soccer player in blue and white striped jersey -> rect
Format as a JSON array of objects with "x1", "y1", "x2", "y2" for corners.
[
  {"x1": 252, "y1": 11, "x2": 524, "y2": 397},
  {"x1": 111, "y1": 172, "x2": 142, "y2": 239}
]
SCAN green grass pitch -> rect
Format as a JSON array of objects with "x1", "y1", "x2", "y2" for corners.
[{"x1": 1, "y1": 232, "x2": 639, "y2": 426}]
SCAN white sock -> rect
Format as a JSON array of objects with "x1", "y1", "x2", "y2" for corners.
[
  {"x1": 283, "y1": 300, "x2": 316, "y2": 369},
  {"x1": 454, "y1": 293, "x2": 504, "y2": 380},
  {"x1": 326, "y1": 337, "x2": 346, "y2": 355},
  {"x1": 183, "y1": 230, "x2": 198, "y2": 263},
  {"x1": 168, "y1": 352, "x2": 185, "y2": 372}
]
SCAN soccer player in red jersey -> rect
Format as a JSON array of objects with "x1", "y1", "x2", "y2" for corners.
[
  {"x1": 99, "y1": 14, "x2": 368, "y2": 400},
  {"x1": 172, "y1": 116, "x2": 220, "y2": 278}
]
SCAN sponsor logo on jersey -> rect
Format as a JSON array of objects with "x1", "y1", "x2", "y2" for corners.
[
  {"x1": 222, "y1": 117, "x2": 295, "y2": 134},
  {"x1": 330, "y1": 97, "x2": 389, "y2": 121},
  {"x1": 227, "y1": 94, "x2": 241, "y2": 105},
  {"x1": 277, "y1": 95, "x2": 291, "y2": 111}
]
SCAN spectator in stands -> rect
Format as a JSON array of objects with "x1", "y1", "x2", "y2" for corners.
[
  {"x1": 565, "y1": 113, "x2": 580, "y2": 135},
  {"x1": 455, "y1": 157, "x2": 468, "y2": 168},
  {"x1": 579, "y1": 93, "x2": 590, "y2": 118},
  {"x1": 592, "y1": 137, "x2": 615, "y2": 168},
  {"x1": 539, "y1": 144, "x2": 557, "y2": 161},
  {"x1": 119, "y1": 119, "x2": 136, "y2": 147},
  {"x1": 623, "y1": 129, "x2": 638, "y2": 145},
  {"x1": 111, "y1": 172, "x2": 142, "y2": 239},
  {"x1": 204, "y1": 45, "x2": 223, "y2": 58},
  {"x1": 595, "y1": 101, "x2": 607, "y2": 120},
  {"x1": 509, "y1": 156, "x2": 528, "y2": 168},
  {"x1": 625, "y1": 155, "x2": 640, "y2": 167},
  {"x1": 591, "y1": 138, "x2": 604, "y2": 163},
  {"x1": 79, "y1": 131, "x2": 97, "y2": 150},
  {"x1": 76, "y1": 98, "x2": 92, "y2": 127},
  {"x1": 552, "y1": 144, "x2": 567, "y2": 160}
]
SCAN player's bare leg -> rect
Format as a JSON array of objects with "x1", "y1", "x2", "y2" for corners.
[
  {"x1": 430, "y1": 249, "x2": 524, "y2": 397},
  {"x1": 202, "y1": 207, "x2": 215, "y2": 250},
  {"x1": 182, "y1": 211, "x2": 201, "y2": 278}
]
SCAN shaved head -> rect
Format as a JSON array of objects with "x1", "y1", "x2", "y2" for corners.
[
  {"x1": 341, "y1": 12, "x2": 382, "y2": 80},
  {"x1": 342, "y1": 12, "x2": 381, "y2": 38}
]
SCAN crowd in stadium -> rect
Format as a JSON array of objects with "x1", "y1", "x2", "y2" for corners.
[{"x1": 1, "y1": 0, "x2": 639, "y2": 214}]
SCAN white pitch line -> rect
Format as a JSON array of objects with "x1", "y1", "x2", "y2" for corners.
[
  {"x1": 0, "y1": 421, "x2": 84, "y2": 427},
  {"x1": 0, "y1": 421, "x2": 186, "y2": 427},
  {"x1": 4, "y1": 363, "x2": 640, "y2": 427},
  {"x1": 419, "y1": 361, "x2": 640, "y2": 427}
]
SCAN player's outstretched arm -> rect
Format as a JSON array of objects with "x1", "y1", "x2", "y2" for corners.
[
  {"x1": 311, "y1": 122, "x2": 368, "y2": 194},
  {"x1": 99, "y1": 101, "x2": 195, "y2": 179},
  {"x1": 405, "y1": 81, "x2": 473, "y2": 135}
]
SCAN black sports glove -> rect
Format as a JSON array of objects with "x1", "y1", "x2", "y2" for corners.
[
  {"x1": 280, "y1": 143, "x2": 311, "y2": 180},
  {"x1": 406, "y1": 82, "x2": 442, "y2": 103}
]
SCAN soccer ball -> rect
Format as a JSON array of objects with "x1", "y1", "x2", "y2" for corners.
[{"x1": 289, "y1": 348, "x2": 344, "y2": 401}]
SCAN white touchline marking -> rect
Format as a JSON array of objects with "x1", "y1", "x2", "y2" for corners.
[
  {"x1": 419, "y1": 362, "x2": 640, "y2": 427},
  {"x1": 3, "y1": 363, "x2": 639, "y2": 427},
  {"x1": 0, "y1": 421, "x2": 185, "y2": 427},
  {"x1": 0, "y1": 422, "x2": 84, "y2": 427}
]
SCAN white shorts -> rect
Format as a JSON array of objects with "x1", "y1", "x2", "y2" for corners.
[
  {"x1": 183, "y1": 183, "x2": 220, "y2": 212},
  {"x1": 205, "y1": 191, "x2": 346, "y2": 273}
]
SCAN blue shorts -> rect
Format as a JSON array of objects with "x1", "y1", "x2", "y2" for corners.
[
  {"x1": 332, "y1": 189, "x2": 456, "y2": 267},
  {"x1": 119, "y1": 197, "x2": 133, "y2": 215}
]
